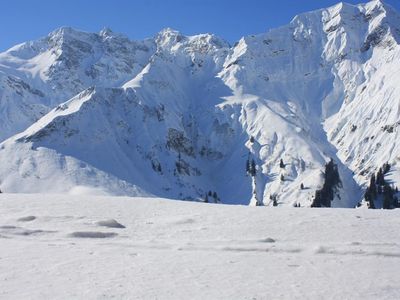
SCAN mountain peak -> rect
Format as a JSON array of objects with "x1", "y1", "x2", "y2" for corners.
[
  {"x1": 361, "y1": 0, "x2": 400, "y2": 17},
  {"x1": 98, "y1": 27, "x2": 128, "y2": 40},
  {"x1": 158, "y1": 27, "x2": 181, "y2": 36},
  {"x1": 99, "y1": 27, "x2": 114, "y2": 37},
  {"x1": 48, "y1": 26, "x2": 86, "y2": 39},
  {"x1": 156, "y1": 28, "x2": 186, "y2": 48}
]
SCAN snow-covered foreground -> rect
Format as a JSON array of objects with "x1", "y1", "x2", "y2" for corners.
[{"x1": 0, "y1": 194, "x2": 399, "y2": 299}]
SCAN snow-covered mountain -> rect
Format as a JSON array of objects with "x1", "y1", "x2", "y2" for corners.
[
  {"x1": 0, "y1": 0, "x2": 399, "y2": 206},
  {"x1": 0, "y1": 27, "x2": 154, "y2": 140}
]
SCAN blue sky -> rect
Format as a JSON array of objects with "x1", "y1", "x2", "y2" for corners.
[{"x1": 1, "y1": 0, "x2": 399, "y2": 51}]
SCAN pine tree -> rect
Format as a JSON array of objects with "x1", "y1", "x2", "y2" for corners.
[
  {"x1": 394, "y1": 196, "x2": 399, "y2": 208},
  {"x1": 377, "y1": 168, "x2": 385, "y2": 186},
  {"x1": 383, "y1": 184, "x2": 393, "y2": 209},
  {"x1": 369, "y1": 174, "x2": 377, "y2": 198},
  {"x1": 311, "y1": 159, "x2": 341, "y2": 208},
  {"x1": 369, "y1": 192, "x2": 375, "y2": 209},
  {"x1": 213, "y1": 191, "x2": 218, "y2": 201},
  {"x1": 270, "y1": 194, "x2": 278, "y2": 206},
  {"x1": 246, "y1": 159, "x2": 250, "y2": 175},
  {"x1": 378, "y1": 185, "x2": 383, "y2": 194},
  {"x1": 383, "y1": 162, "x2": 391, "y2": 174},
  {"x1": 364, "y1": 188, "x2": 375, "y2": 209},
  {"x1": 300, "y1": 183, "x2": 304, "y2": 190},
  {"x1": 251, "y1": 159, "x2": 256, "y2": 177},
  {"x1": 280, "y1": 159, "x2": 285, "y2": 169},
  {"x1": 311, "y1": 190, "x2": 323, "y2": 207},
  {"x1": 204, "y1": 194, "x2": 209, "y2": 203},
  {"x1": 280, "y1": 174, "x2": 285, "y2": 181},
  {"x1": 365, "y1": 174, "x2": 377, "y2": 208},
  {"x1": 325, "y1": 159, "x2": 341, "y2": 188}
]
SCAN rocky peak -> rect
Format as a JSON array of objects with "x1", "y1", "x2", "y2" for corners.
[{"x1": 155, "y1": 28, "x2": 186, "y2": 49}]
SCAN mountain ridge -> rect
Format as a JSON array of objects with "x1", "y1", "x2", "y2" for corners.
[{"x1": 0, "y1": 0, "x2": 399, "y2": 207}]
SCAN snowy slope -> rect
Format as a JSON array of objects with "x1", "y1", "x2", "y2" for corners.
[
  {"x1": 0, "y1": 193, "x2": 400, "y2": 299},
  {"x1": 0, "y1": 0, "x2": 399, "y2": 206},
  {"x1": 0, "y1": 71, "x2": 48, "y2": 138},
  {"x1": 0, "y1": 27, "x2": 154, "y2": 140}
]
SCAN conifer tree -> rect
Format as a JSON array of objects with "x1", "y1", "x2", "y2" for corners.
[
  {"x1": 383, "y1": 184, "x2": 393, "y2": 209},
  {"x1": 213, "y1": 191, "x2": 218, "y2": 201},
  {"x1": 280, "y1": 159, "x2": 285, "y2": 169},
  {"x1": 246, "y1": 159, "x2": 250, "y2": 175},
  {"x1": 311, "y1": 190, "x2": 323, "y2": 207},
  {"x1": 377, "y1": 168, "x2": 385, "y2": 186},
  {"x1": 251, "y1": 159, "x2": 256, "y2": 177},
  {"x1": 311, "y1": 159, "x2": 341, "y2": 208},
  {"x1": 365, "y1": 174, "x2": 377, "y2": 208},
  {"x1": 383, "y1": 162, "x2": 391, "y2": 174},
  {"x1": 369, "y1": 174, "x2": 377, "y2": 198},
  {"x1": 364, "y1": 188, "x2": 375, "y2": 209},
  {"x1": 369, "y1": 192, "x2": 375, "y2": 209}
]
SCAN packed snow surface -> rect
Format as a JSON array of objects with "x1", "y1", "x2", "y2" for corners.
[{"x1": 0, "y1": 193, "x2": 399, "y2": 299}]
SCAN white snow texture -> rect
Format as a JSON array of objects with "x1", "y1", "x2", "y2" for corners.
[{"x1": 0, "y1": 193, "x2": 400, "y2": 299}]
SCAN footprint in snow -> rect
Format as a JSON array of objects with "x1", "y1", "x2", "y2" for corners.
[
  {"x1": 0, "y1": 225, "x2": 56, "y2": 236},
  {"x1": 173, "y1": 218, "x2": 196, "y2": 225},
  {"x1": 259, "y1": 238, "x2": 276, "y2": 243},
  {"x1": 96, "y1": 219, "x2": 125, "y2": 229},
  {"x1": 17, "y1": 216, "x2": 36, "y2": 222},
  {"x1": 69, "y1": 231, "x2": 118, "y2": 238}
]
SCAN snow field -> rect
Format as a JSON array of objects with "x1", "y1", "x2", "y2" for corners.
[{"x1": 0, "y1": 193, "x2": 399, "y2": 299}]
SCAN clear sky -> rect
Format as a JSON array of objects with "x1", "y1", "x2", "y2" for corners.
[{"x1": 1, "y1": 0, "x2": 399, "y2": 51}]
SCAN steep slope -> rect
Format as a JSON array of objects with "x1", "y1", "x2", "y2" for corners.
[
  {"x1": 0, "y1": 71, "x2": 48, "y2": 138},
  {"x1": 0, "y1": 0, "x2": 399, "y2": 207},
  {"x1": 0, "y1": 27, "x2": 155, "y2": 140},
  {"x1": 325, "y1": 1, "x2": 400, "y2": 185},
  {"x1": 218, "y1": 0, "x2": 400, "y2": 205}
]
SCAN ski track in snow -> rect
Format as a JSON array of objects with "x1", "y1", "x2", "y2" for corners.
[{"x1": 0, "y1": 194, "x2": 399, "y2": 299}]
